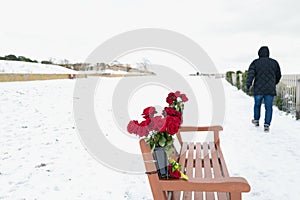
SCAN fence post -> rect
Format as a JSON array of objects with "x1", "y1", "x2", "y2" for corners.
[{"x1": 296, "y1": 79, "x2": 300, "y2": 120}]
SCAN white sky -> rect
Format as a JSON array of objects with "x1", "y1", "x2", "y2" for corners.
[{"x1": 1, "y1": 0, "x2": 300, "y2": 74}]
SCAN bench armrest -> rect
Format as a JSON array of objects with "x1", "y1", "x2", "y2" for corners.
[
  {"x1": 160, "y1": 177, "x2": 250, "y2": 193},
  {"x1": 176, "y1": 126, "x2": 223, "y2": 146},
  {"x1": 179, "y1": 126, "x2": 223, "y2": 132}
]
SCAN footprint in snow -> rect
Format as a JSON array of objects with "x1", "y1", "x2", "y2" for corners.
[{"x1": 35, "y1": 163, "x2": 47, "y2": 168}]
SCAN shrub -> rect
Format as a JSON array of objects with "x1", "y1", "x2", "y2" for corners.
[
  {"x1": 226, "y1": 71, "x2": 234, "y2": 85},
  {"x1": 5, "y1": 54, "x2": 18, "y2": 61},
  {"x1": 236, "y1": 70, "x2": 242, "y2": 90},
  {"x1": 41, "y1": 60, "x2": 53, "y2": 64},
  {"x1": 275, "y1": 96, "x2": 283, "y2": 110},
  {"x1": 241, "y1": 70, "x2": 248, "y2": 92}
]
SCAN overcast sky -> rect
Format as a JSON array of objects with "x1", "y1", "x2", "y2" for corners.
[{"x1": 1, "y1": 0, "x2": 300, "y2": 73}]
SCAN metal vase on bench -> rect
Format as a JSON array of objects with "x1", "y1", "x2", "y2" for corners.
[{"x1": 153, "y1": 146, "x2": 169, "y2": 179}]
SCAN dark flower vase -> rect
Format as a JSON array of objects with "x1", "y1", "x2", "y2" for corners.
[{"x1": 153, "y1": 146, "x2": 169, "y2": 179}]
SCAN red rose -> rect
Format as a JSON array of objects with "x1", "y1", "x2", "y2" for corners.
[
  {"x1": 152, "y1": 116, "x2": 165, "y2": 130},
  {"x1": 180, "y1": 94, "x2": 188, "y2": 102},
  {"x1": 166, "y1": 92, "x2": 175, "y2": 105},
  {"x1": 164, "y1": 107, "x2": 177, "y2": 116},
  {"x1": 164, "y1": 107, "x2": 182, "y2": 122},
  {"x1": 167, "y1": 123, "x2": 179, "y2": 135},
  {"x1": 142, "y1": 106, "x2": 156, "y2": 118},
  {"x1": 139, "y1": 118, "x2": 151, "y2": 126},
  {"x1": 166, "y1": 116, "x2": 181, "y2": 135},
  {"x1": 140, "y1": 118, "x2": 153, "y2": 131},
  {"x1": 174, "y1": 91, "x2": 181, "y2": 97},
  {"x1": 174, "y1": 111, "x2": 182, "y2": 123},
  {"x1": 127, "y1": 120, "x2": 138, "y2": 134},
  {"x1": 137, "y1": 126, "x2": 147, "y2": 137},
  {"x1": 159, "y1": 117, "x2": 168, "y2": 132},
  {"x1": 168, "y1": 165, "x2": 181, "y2": 178}
]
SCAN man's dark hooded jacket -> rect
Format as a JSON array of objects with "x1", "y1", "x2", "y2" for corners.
[{"x1": 246, "y1": 46, "x2": 282, "y2": 96}]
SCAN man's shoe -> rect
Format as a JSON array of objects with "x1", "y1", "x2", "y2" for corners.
[
  {"x1": 252, "y1": 120, "x2": 259, "y2": 127},
  {"x1": 264, "y1": 125, "x2": 270, "y2": 132}
]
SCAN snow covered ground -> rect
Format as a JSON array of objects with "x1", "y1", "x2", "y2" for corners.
[
  {"x1": 0, "y1": 60, "x2": 78, "y2": 74},
  {"x1": 0, "y1": 76, "x2": 300, "y2": 200}
]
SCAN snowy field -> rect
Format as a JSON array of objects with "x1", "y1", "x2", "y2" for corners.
[
  {"x1": 0, "y1": 60, "x2": 78, "y2": 74},
  {"x1": 0, "y1": 76, "x2": 300, "y2": 200},
  {"x1": 0, "y1": 60, "x2": 145, "y2": 76}
]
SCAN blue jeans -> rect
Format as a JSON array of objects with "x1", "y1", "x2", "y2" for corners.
[{"x1": 254, "y1": 95, "x2": 274, "y2": 126}]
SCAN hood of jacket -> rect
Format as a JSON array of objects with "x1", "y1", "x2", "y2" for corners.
[{"x1": 258, "y1": 46, "x2": 270, "y2": 58}]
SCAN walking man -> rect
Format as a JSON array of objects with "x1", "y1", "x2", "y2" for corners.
[{"x1": 246, "y1": 46, "x2": 282, "y2": 132}]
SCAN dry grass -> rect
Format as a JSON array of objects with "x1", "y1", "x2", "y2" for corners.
[{"x1": 0, "y1": 74, "x2": 70, "y2": 82}]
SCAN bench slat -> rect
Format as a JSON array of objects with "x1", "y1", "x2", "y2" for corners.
[
  {"x1": 216, "y1": 144, "x2": 229, "y2": 177},
  {"x1": 173, "y1": 142, "x2": 188, "y2": 200},
  {"x1": 203, "y1": 142, "x2": 215, "y2": 200},
  {"x1": 210, "y1": 142, "x2": 228, "y2": 200},
  {"x1": 194, "y1": 143, "x2": 203, "y2": 200},
  {"x1": 210, "y1": 142, "x2": 222, "y2": 178},
  {"x1": 182, "y1": 143, "x2": 195, "y2": 199}
]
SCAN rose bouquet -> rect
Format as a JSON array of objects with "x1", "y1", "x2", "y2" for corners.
[
  {"x1": 127, "y1": 90, "x2": 189, "y2": 180},
  {"x1": 127, "y1": 91, "x2": 189, "y2": 151}
]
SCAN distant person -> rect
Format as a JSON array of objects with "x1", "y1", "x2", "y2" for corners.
[{"x1": 246, "y1": 46, "x2": 282, "y2": 132}]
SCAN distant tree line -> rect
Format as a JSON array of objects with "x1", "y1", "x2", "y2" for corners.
[
  {"x1": 0, "y1": 54, "x2": 38, "y2": 63},
  {"x1": 0, "y1": 54, "x2": 54, "y2": 65}
]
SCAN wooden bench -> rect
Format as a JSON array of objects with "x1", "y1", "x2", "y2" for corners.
[{"x1": 140, "y1": 126, "x2": 251, "y2": 200}]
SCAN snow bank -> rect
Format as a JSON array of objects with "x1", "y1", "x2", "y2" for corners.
[{"x1": 0, "y1": 60, "x2": 78, "y2": 74}]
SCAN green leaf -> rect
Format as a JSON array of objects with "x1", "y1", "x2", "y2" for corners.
[
  {"x1": 150, "y1": 140, "x2": 154, "y2": 148},
  {"x1": 158, "y1": 137, "x2": 166, "y2": 147},
  {"x1": 158, "y1": 140, "x2": 165, "y2": 147},
  {"x1": 166, "y1": 140, "x2": 173, "y2": 146}
]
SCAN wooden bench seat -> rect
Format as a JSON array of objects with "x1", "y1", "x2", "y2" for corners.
[{"x1": 140, "y1": 126, "x2": 250, "y2": 200}]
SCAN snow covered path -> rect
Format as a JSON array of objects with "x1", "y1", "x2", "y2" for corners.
[
  {"x1": 222, "y1": 83, "x2": 300, "y2": 200},
  {"x1": 0, "y1": 77, "x2": 300, "y2": 200}
]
